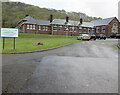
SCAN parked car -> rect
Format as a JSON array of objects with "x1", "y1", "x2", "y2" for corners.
[
  {"x1": 88, "y1": 34, "x2": 96, "y2": 40},
  {"x1": 96, "y1": 34, "x2": 106, "y2": 40},
  {"x1": 115, "y1": 34, "x2": 120, "y2": 39},
  {"x1": 109, "y1": 34, "x2": 120, "y2": 39},
  {"x1": 109, "y1": 34, "x2": 116, "y2": 38},
  {"x1": 77, "y1": 34, "x2": 91, "y2": 40}
]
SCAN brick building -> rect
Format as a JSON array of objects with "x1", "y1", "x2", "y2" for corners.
[
  {"x1": 90, "y1": 17, "x2": 120, "y2": 37},
  {"x1": 17, "y1": 15, "x2": 120, "y2": 37}
]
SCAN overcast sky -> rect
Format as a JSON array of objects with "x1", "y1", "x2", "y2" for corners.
[{"x1": 10, "y1": 0, "x2": 119, "y2": 19}]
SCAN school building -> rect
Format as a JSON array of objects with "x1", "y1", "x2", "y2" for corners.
[{"x1": 17, "y1": 15, "x2": 120, "y2": 37}]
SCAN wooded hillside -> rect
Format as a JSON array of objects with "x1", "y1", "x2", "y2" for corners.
[{"x1": 2, "y1": 2, "x2": 101, "y2": 28}]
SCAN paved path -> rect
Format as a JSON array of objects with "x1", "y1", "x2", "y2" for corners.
[{"x1": 2, "y1": 39, "x2": 118, "y2": 93}]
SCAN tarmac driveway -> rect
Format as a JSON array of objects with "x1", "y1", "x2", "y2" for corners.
[{"x1": 2, "y1": 39, "x2": 118, "y2": 93}]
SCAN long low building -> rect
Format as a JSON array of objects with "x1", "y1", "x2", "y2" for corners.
[{"x1": 17, "y1": 15, "x2": 120, "y2": 37}]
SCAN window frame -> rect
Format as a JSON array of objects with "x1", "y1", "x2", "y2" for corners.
[{"x1": 53, "y1": 25, "x2": 58, "y2": 31}]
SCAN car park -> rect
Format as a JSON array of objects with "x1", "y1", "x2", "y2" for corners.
[
  {"x1": 96, "y1": 34, "x2": 106, "y2": 40},
  {"x1": 77, "y1": 34, "x2": 91, "y2": 40}
]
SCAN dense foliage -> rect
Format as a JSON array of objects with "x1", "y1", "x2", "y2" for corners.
[{"x1": 2, "y1": 2, "x2": 101, "y2": 28}]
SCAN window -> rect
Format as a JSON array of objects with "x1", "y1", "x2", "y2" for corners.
[
  {"x1": 83, "y1": 28, "x2": 86, "y2": 33},
  {"x1": 112, "y1": 23, "x2": 118, "y2": 33},
  {"x1": 74, "y1": 27, "x2": 77, "y2": 32},
  {"x1": 58, "y1": 25, "x2": 63, "y2": 31},
  {"x1": 39, "y1": 26, "x2": 41, "y2": 30},
  {"x1": 33, "y1": 25, "x2": 36, "y2": 30},
  {"x1": 27, "y1": 25, "x2": 33, "y2": 30},
  {"x1": 27, "y1": 25, "x2": 29, "y2": 29},
  {"x1": 30, "y1": 25, "x2": 33, "y2": 30},
  {"x1": 39, "y1": 26, "x2": 48, "y2": 31},
  {"x1": 102, "y1": 26, "x2": 106, "y2": 33},
  {"x1": 53, "y1": 25, "x2": 57, "y2": 31},
  {"x1": 69, "y1": 27, "x2": 73, "y2": 32},
  {"x1": 42, "y1": 26, "x2": 46, "y2": 31},
  {"x1": 92, "y1": 28, "x2": 95, "y2": 33},
  {"x1": 79, "y1": 27, "x2": 82, "y2": 33},
  {"x1": 64, "y1": 26, "x2": 66, "y2": 32},
  {"x1": 96, "y1": 27, "x2": 100, "y2": 33},
  {"x1": 88, "y1": 28, "x2": 91, "y2": 33},
  {"x1": 79, "y1": 29, "x2": 82, "y2": 33},
  {"x1": 45, "y1": 26, "x2": 48, "y2": 31}
]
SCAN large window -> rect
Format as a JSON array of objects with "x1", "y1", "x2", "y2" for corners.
[
  {"x1": 39, "y1": 26, "x2": 41, "y2": 30},
  {"x1": 33, "y1": 25, "x2": 36, "y2": 30},
  {"x1": 42, "y1": 26, "x2": 46, "y2": 31},
  {"x1": 83, "y1": 28, "x2": 86, "y2": 33},
  {"x1": 88, "y1": 28, "x2": 91, "y2": 33},
  {"x1": 74, "y1": 27, "x2": 77, "y2": 32},
  {"x1": 27, "y1": 25, "x2": 29, "y2": 29},
  {"x1": 69, "y1": 27, "x2": 73, "y2": 32},
  {"x1": 64, "y1": 26, "x2": 67, "y2": 32},
  {"x1": 58, "y1": 25, "x2": 63, "y2": 31},
  {"x1": 102, "y1": 26, "x2": 106, "y2": 33},
  {"x1": 39, "y1": 26, "x2": 48, "y2": 31},
  {"x1": 112, "y1": 23, "x2": 118, "y2": 33},
  {"x1": 53, "y1": 25, "x2": 58, "y2": 31},
  {"x1": 27, "y1": 24, "x2": 36, "y2": 30},
  {"x1": 29, "y1": 25, "x2": 33, "y2": 30},
  {"x1": 45, "y1": 26, "x2": 48, "y2": 31},
  {"x1": 96, "y1": 27, "x2": 100, "y2": 33},
  {"x1": 79, "y1": 27, "x2": 82, "y2": 33},
  {"x1": 92, "y1": 28, "x2": 95, "y2": 33}
]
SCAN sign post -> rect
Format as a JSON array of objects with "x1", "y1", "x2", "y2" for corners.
[
  {"x1": 1, "y1": 28, "x2": 18, "y2": 50},
  {"x1": 3, "y1": 38, "x2": 5, "y2": 50},
  {"x1": 14, "y1": 37, "x2": 16, "y2": 49}
]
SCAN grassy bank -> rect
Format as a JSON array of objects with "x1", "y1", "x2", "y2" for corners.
[
  {"x1": 0, "y1": 33, "x2": 80, "y2": 53},
  {"x1": 19, "y1": 33, "x2": 76, "y2": 38}
]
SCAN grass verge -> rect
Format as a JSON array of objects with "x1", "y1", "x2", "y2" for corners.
[
  {"x1": 19, "y1": 33, "x2": 76, "y2": 38},
  {"x1": 0, "y1": 38, "x2": 80, "y2": 53}
]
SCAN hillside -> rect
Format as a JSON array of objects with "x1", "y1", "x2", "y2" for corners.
[{"x1": 2, "y1": 2, "x2": 101, "y2": 28}]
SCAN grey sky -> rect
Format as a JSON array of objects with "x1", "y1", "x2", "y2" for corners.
[{"x1": 10, "y1": 0, "x2": 119, "y2": 19}]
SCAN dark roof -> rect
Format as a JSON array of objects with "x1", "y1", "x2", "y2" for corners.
[
  {"x1": 69, "y1": 20, "x2": 79, "y2": 26},
  {"x1": 22, "y1": 16, "x2": 35, "y2": 21},
  {"x1": 21, "y1": 16, "x2": 50, "y2": 25},
  {"x1": 52, "y1": 19, "x2": 67, "y2": 25},
  {"x1": 81, "y1": 22, "x2": 94, "y2": 28},
  {"x1": 23, "y1": 16, "x2": 37, "y2": 24},
  {"x1": 90, "y1": 17, "x2": 116, "y2": 26},
  {"x1": 36, "y1": 20, "x2": 50, "y2": 25},
  {"x1": 19, "y1": 16, "x2": 117, "y2": 27},
  {"x1": 52, "y1": 19, "x2": 79, "y2": 26}
]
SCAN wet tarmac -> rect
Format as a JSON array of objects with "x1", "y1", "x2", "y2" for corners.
[{"x1": 2, "y1": 39, "x2": 118, "y2": 93}]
